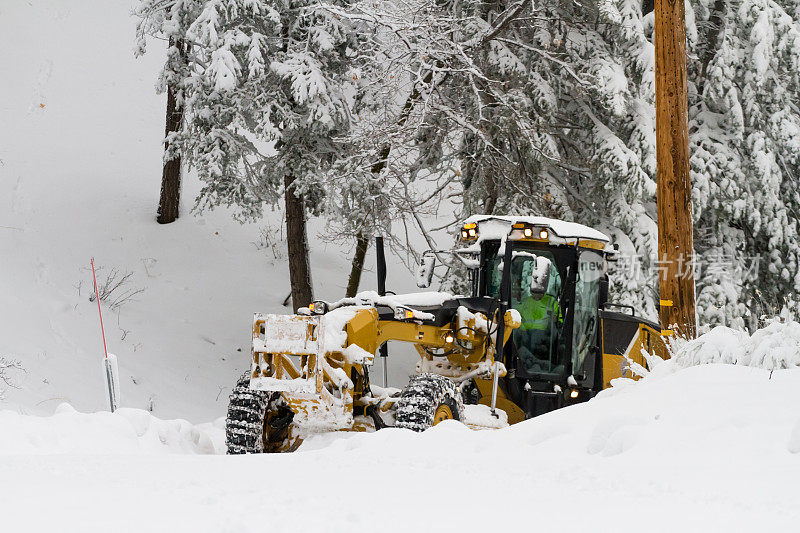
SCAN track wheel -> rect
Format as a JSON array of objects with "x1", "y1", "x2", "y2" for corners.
[
  {"x1": 395, "y1": 373, "x2": 464, "y2": 432},
  {"x1": 225, "y1": 372, "x2": 295, "y2": 454}
]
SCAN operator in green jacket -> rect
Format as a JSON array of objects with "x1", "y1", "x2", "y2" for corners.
[{"x1": 511, "y1": 256, "x2": 562, "y2": 374}]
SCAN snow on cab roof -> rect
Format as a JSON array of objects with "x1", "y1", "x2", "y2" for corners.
[{"x1": 464, "y1": 215, "x2": 610, "y2": 243}]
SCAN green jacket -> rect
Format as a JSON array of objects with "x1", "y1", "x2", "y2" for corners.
[{"x1": 517, "y1": 294, "x2": 559, "y2": 331}]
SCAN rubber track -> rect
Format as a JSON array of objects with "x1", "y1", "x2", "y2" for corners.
[{"x1": 395, "y1": 373, "x2": 464, "y2": 432}]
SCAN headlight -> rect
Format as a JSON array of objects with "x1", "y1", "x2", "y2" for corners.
[
  {"x1": 394, "y1": 306, "x2": 415, "y2": 320},
  {"x1": 309, "y1": 301, "x2": 328, "y2": 315},
  {"x1": 461, "y1": 222, "x2": 478, "y2": 240}
]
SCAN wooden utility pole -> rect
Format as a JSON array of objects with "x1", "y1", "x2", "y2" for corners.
[{"x1": 654, "y1": 0, "x2": 697, "y2": 339}]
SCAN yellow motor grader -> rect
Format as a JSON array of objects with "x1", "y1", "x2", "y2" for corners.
[{"x1": 226, "y1": 216, "x2": 667, "y2": 453}]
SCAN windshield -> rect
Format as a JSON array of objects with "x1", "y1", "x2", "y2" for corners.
[
  {"x1": 487, "y1": 249, "x2": 565, "y2": 375},
  {"x1": 571, "y1": 251, "x2": 603, "y2": 377}
]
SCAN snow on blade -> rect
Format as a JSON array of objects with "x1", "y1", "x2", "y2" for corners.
[{"x1": 462, "y1": 404, "x2": 509, "y2": 429}]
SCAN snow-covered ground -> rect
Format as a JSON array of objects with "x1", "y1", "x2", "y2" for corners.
[
  {"x1": 3, "y1": 2, "x2": 800, "y2": 531},
  {"x1": 1, "y1": 359, "x2": 798, "y2": 531}
]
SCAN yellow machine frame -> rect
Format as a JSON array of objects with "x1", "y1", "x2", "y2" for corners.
[
  {"x1": 250, "y1": 306, "x2": 521, "y2": 437},
  {"x1": 600, "y1": 320, "x2": 667, "y2": 388}
]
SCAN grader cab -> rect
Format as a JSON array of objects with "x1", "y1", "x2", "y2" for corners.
[{"x1": 225, "y1": 216, "x2": 667, "y2": 454}]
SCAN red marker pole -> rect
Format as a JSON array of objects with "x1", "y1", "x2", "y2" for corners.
[
  {"x1": 90, "y1": 258, "x2": 108, "y2": 359},
  {"x1": 91, "y1": 259, "x2": 119, "y2": 411}
]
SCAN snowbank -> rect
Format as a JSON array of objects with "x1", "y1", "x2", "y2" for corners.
[
  {"x1": 293, "y1": 363, "x2": 800, "y2": 531},
  {"x1": 609, "y1": 317, "x2": 800, "y2": 394},
  {"x1": 0, "y1": 404, "x2": 225, "y2": 455},
  {"x1": 674, "y1": 318, "x2": 800, "y2": 369},
  {"x1": 1, "y1": 324, "x2": 800, "y2": 530}
]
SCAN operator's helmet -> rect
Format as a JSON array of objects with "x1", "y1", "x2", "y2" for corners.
[{"x1": 519, "y1": 255, "x2": 560, "y2": 300}]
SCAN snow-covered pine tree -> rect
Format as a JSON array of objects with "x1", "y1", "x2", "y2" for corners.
[
  {"x1": 685, "y1": 0, "x2": 800, "y2": 330},
  {"x1": 312, "y1": 0, "x2": 484, "y2": 278},
  {"x1": 336, "y1": 0, "x2": 660, "y2": 315},
  {"x1": 136, "y1": 2, "x2": 197, "y2": 225},
  {"x1": 359, "y1": 0, "x2": 800, "y2": 328},
  {"x1": 135, "y1": 0, "x2": 365, "y2": 309}
]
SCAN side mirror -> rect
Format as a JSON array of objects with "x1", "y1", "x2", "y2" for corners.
[
  {"x1": 530, "y1": 256, "x2": 551, "y2": 297},
  {"x1": 416, "y1": 253, "x2": 436, "y2": 288}
]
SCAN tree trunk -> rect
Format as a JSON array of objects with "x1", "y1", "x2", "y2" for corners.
[
  {"x1": 654, "y1": 0, "x2": 697, "y2": 339},
  {"x1": 699, "y1": 0, "x2": 726, "y2": 80},
  {"x1": 484, "y1": 167, "x2": 499, "y2": 214},
  {"x1": 345, "y1": 233, "x2": 369, "y2": 297},
  {"x1": 284, "y1": 174, "x2": 313, "y2": 311},
  {"x1": 157, "y1": 38, "x2": 184, "y2": 225}
]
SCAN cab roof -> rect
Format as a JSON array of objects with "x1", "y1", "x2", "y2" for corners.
[{"x1": 463, "y1": 215, "x2": 611, "y2": 243}]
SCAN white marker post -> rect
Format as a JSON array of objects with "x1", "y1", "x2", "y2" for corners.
[{"x1": 91, "y1": 258, "x2": 119, "y2": 412}]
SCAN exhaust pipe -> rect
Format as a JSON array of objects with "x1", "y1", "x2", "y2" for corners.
[{"x1": 376, "y1": 236, "x2": 389, "y2": 387}]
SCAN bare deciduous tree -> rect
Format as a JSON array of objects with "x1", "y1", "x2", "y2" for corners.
[
  {"x1": 89, "y1": 267, "x2": 146, "y2": 311},
  {"x1": 0, "y1": 358, "x2": 23, "y2": 399}
]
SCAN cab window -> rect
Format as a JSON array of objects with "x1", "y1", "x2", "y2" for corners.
[
  {"x1": 486, "y1": 250, "x2": 564, "y2": 375},
  {"x1": 510, "y1": 252, "x2": 563, "y2": 375},
  {"x1": 571, "y1": 251, "x2": 604, "y2": 376}
]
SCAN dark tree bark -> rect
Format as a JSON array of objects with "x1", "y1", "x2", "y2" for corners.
[
  {"x1": 699, "y1": 0, "x2": 727, "y2": 79},
  {"x1": 484, "y1": 167, "x2": 499, "y2": 214},
  {"x1": 284, "y1": 173, "x2": 313, "y2": 311},
  {"x1": 345, "y1": 233, "x2": 369, "y2": 297},
  {"x1": 157, "y1": 38, "x2": 185, "y2": 225}
]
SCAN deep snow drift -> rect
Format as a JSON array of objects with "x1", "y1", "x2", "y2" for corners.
[
  {"x1": 1, "y1": 354, "x2": 799, "y2": 531},
  {"x1": 0, "y1": 404, "x2": 225, "y2": 455},
  {"x1": 2, "y1": 322, "x2": 800, "y2": 531}
]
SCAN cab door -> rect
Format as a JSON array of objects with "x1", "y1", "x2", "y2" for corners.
[
  {"x1": 481, "y1": 242, "x2": 572, "y2": 379},
  {"x1": 569, "y1": 250, "x2": 605, "y2": 389}
]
